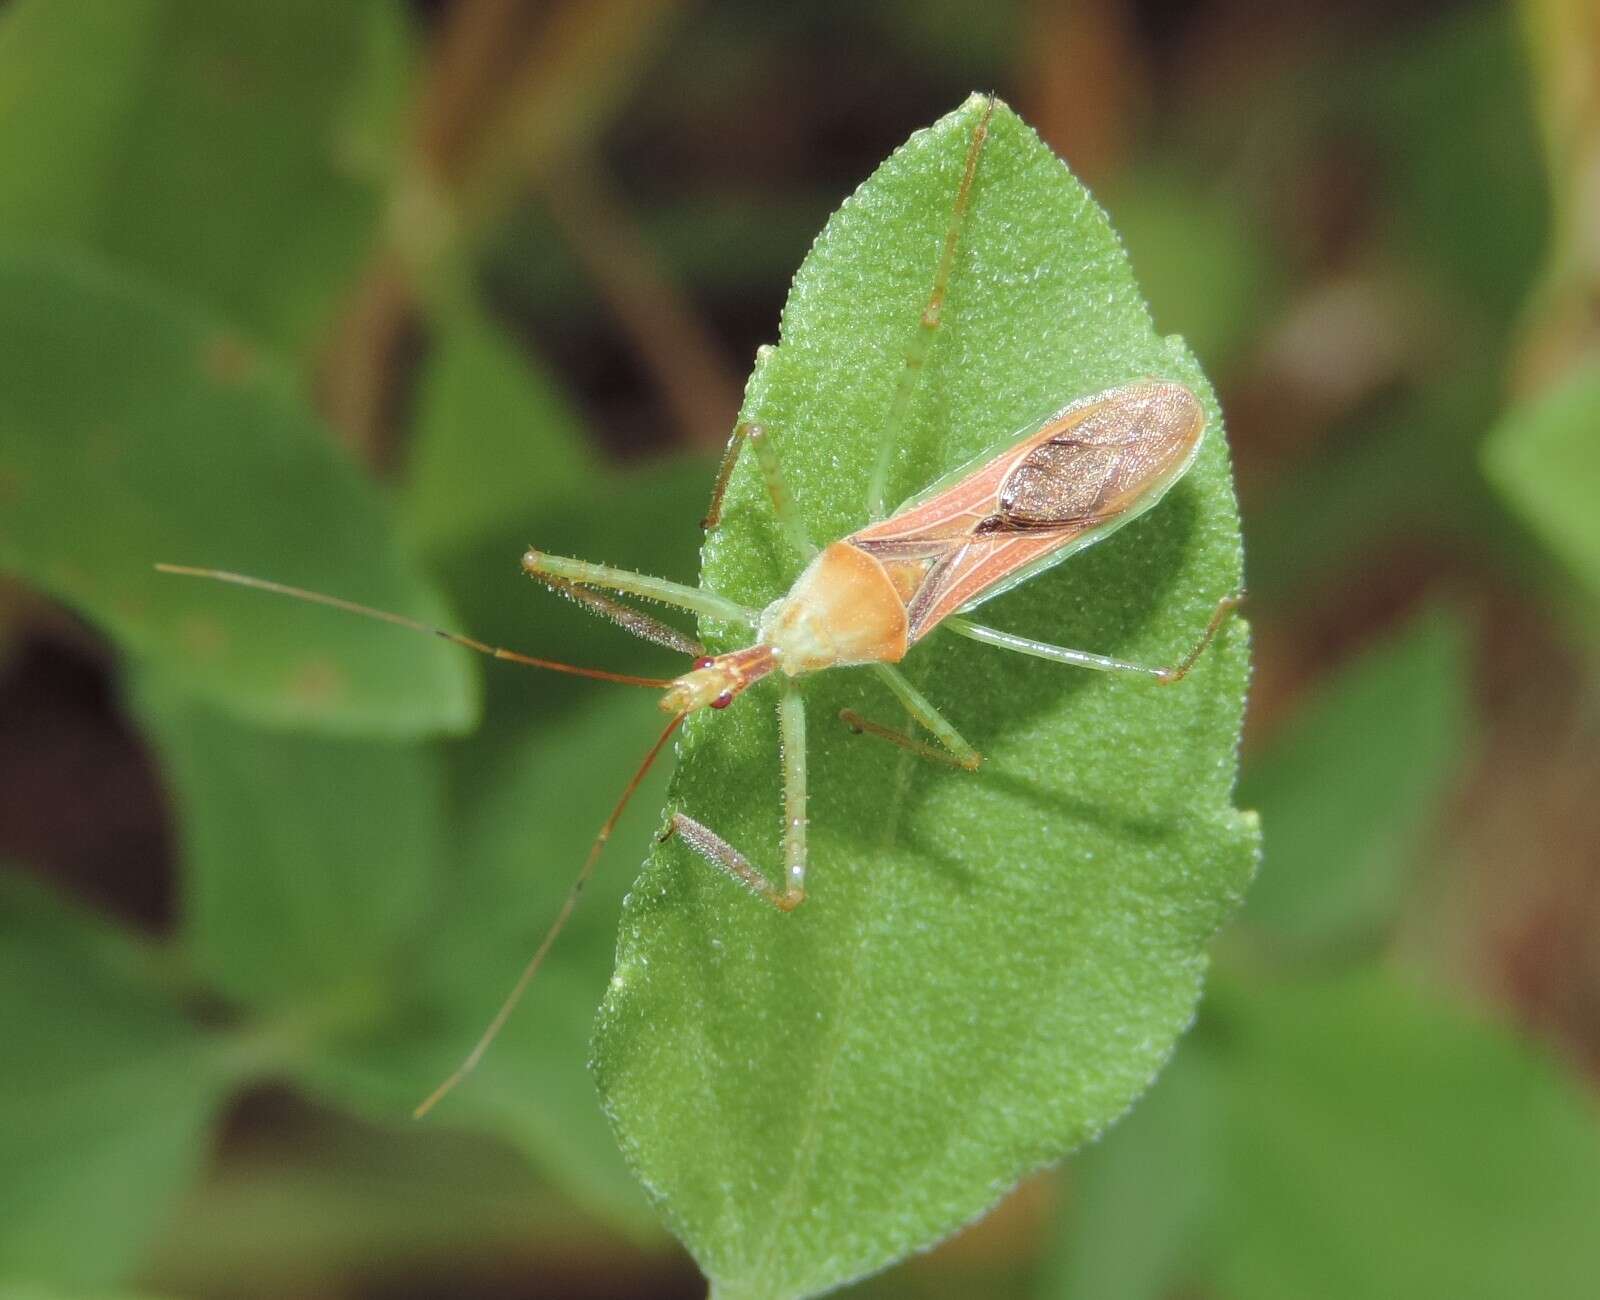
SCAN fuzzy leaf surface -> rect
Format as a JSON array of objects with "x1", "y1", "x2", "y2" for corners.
[{"x1": 593, "y1": 97, "x2": 1256, "y2": 1297}]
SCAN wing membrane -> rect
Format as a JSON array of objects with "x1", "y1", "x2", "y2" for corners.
[{"x1": 847, "y1": 381, "x2": 1205, "y2": 643}]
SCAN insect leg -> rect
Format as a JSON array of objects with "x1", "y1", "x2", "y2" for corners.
[
  {"x1": 522, "y1": 549, "x2": 758, "y2": 627},
  {"x1": 659, "y1": 683, "x2": 809, "y2": 910},
  {"x1": 663, "y1": 814, "x2": 800, "y2": 910},
  {"x1": 540, "y1": 573, "x2": 705, "y2": 655},
  {"x1": 702, "y1": 420, "x2": 818, "y2": 560},
  {"x1": 943, "y1": 592, "x2": 1244, "y2": 684},
  {"x1": 702, "y1": 420, "x2": 748, "y2": 530},
  {"x1": 778, "y1": 683, "x2": 809, "y2": 902},
  {"x1": 838, "y1": 710, "x2": 976, "y2": 771},
  {"x1": 844, "y1": 663, "x2": 983, "y2": 770},
  {"x1": 866, "y1": 95, "x2": 996, "y2": 521}
]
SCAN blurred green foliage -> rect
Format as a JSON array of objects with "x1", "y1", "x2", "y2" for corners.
[
  {"x1": 1048, "y1": 609, "x2": 1600, "y2": 1300},
  {"x1": 1238, "y1": 609, "x2": 1469, "y2": 954},
  {"x1": 1, "y1": 1, "x2": 1598, "y2": 1298},
  {"x1": 0, "y1": 0, "x2": 406, "y2": 356},
  {"x1": 1051, "y1": 969, "x2": 1600, "y2": 1300},
  {"x1": 1483, "y1": 363, "x2": 1600, "y2": 600},
  {"x1": 0, "y1": 875, "x2": 239, "y2": 1289},
  {"x1": 0, "y1": 251, "x2": 476, "y2": 737},
  {"x1": 400, "y1": 304, "x2": 596, "y2": 556}
]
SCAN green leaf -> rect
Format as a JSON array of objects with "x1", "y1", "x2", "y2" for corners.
[
  {"x1": 0, "y1": 0, "x2": 406, "y2": 352},
  {"x1": 132, "y1": 677, "x2": 443, "y2": 1011},
  {"x1": 1482, "y1": 362, "x2": 1600, "y2": 598},
  {"x1": 1353, "y1": 6, "x2": 1546, "y2": 324},
  {"x1": 1106, "y1": 164, "x2": 1281, "y2": 374},
  {"x1": 1047, "y1": 970, "x2": 1600, "y2": 1300},
  {"x1": 424, "y1": 453, "x2": 717, "y2": 746},
  {"x1": 295, "y1": 690, "x2": 671, "y2": 1232},
  {"x1": 285, "y1": 460, "x2": 707, "y2": 1229},
  {"x1": 140, "y1": 1111, "x2": 611, "y2": 1291},
  {"x1": 1209, "y1": 971, "x2": 1600, "y2": 1300},
  {"x1": 400, "y1": 305, "x2": 596, "y2": 559},
  {"x1": 0, "y1": 873, "x2": 235, "y2": 1287},
  {"x1": 594, "y1": 97, "x2": 1255, "y2": 1297},
  {"x1": 0, "y1": 1289, "x2": 176, "y2": 1300},
  {"x1": 0, "y1": 1, "x2": 162, "y2": 245},
  {"x1": 1047, "y1": 1039, "x2": 1224, "y2": 1300},
  {"x1": 0, "y1": 248, "x2": 476, "y2": 737},
  {"x1": 1239, "y1": 607, "x2": 1471, "y2": 951}
]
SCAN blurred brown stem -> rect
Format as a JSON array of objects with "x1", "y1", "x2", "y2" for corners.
[
  {"x1": 542, "y1": 155, "x2": 742, "y2": 449},
  {"x1": 1019, "y1": 0, "x2": 1143, "y2": 187},
  {"x1": 318, "y1": 0, "x2": 688, "y2": 467}
]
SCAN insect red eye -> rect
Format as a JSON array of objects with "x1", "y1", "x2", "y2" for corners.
[
  {"x1": 711, "y1": 691, "x2": 734, "y2": 710},
  {"x1": 693, "y1": 656, "x2": 714, "y2": 670}
]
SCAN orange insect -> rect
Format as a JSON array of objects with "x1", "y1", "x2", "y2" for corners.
[{"x1": 158, "y1": 96, "x2": 1239, "y2": 1115}]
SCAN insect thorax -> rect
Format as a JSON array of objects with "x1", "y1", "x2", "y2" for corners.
[{"x1": 760, "y1": 542, "x2": 910, "y2": 675}]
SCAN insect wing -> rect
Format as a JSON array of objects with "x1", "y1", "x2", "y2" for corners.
[{"x1": 849, "y1": 381, "x2": 1205, "y2": 642}]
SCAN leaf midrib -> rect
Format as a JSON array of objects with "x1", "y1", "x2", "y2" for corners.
[{"x1": 745, "y1": 706, "x2": 922, "y2": 1295}]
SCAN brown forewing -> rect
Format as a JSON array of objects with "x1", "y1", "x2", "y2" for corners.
[{"x1": 845, "y1": 381, "x2": 1203, "y2": 643}]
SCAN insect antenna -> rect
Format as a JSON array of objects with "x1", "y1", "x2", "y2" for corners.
[
  {"x1": 413, "y1": 708, "x2": 688, "y2": 1119},
  {"x1": 153, "y1": 564, "x2": 675, "y2": 688}
]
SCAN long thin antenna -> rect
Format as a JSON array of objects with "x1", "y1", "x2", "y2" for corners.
[
  {"x1": 154, "y1": 564, "x2": 674, "y2": 689},
  {"x1": 412, "y1": 709, "x2": 688, "y2": 1119},
  {"x1": 867, "y1": 93, "x2": 995, "y2": 520}
]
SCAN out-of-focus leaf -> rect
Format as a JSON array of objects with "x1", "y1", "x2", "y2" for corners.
[
  {"x1": 0, "y1": 0, "x2": 407, "y2": 352},
  {"x1": 0, "y1": 1289, "x2": 177, "y2": 1300},
  {"x1": 296, "y1": 690, "x2": 670, "y2": 1232},
  {"x1": 1352, "y1": 7, "x2": 1546, "y2": 325},
  {"x1": 1239, "y1": 608, "x2": 1470, "y2": 950},
  {"x1": 1046, "y1": 969, "x2": 1600, "y2": 1300},
  {"x1": 335, "y1": 0, "x2": 414, "y2": 183},
  {"x1": 1482, "y1": 362, "x2": 1600, "y2": 598},
  {"x1": 1244, "y1": 379, "x2": 1499, "y2": 605},
  {"x1": 594, "y1": 97, "x2": 1255, "y2": 1298},
  {"x1": 142, "y1": 1112, "x2": 635, "y2": 1293},
  {"x1": 0, "y1": 874, "x2": 235, "y2": 1288},
  {"x1": 1210, "y1": 970, "x2": 1600, "y2": 1300},
  {"x1": 1213, "y1": 8, "x2": 1545, "y2": 603},
  {"x1": 880, "y1": 0, "x2": 1021, "y2": 82},
  {"x1": 1048, "y1": 1039, "x2": 1223, "y2": 1300},
  {"x1": 297, "y1": 460, "x2": 711, "y2": 1230},
  {"x1": 0, "y1": 249, "x2": 476, "y2": 737},
  {"x1": 0, "y1": 1, "x2": 161, "y2": 245},
  {"x1": 132, "y1": 678, "x2": 443, "y2": 1011},
  {"x1": 1107, "y1": 166, "x2": 1281, "y2": 374},
  {"x1": 400, "y1": 306, "x2": 595, "y2": 558}
]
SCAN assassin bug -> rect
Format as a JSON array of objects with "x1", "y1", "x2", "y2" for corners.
[{"x1": 158, "y1": 96, "x2": 1240, "y2": 1116}]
